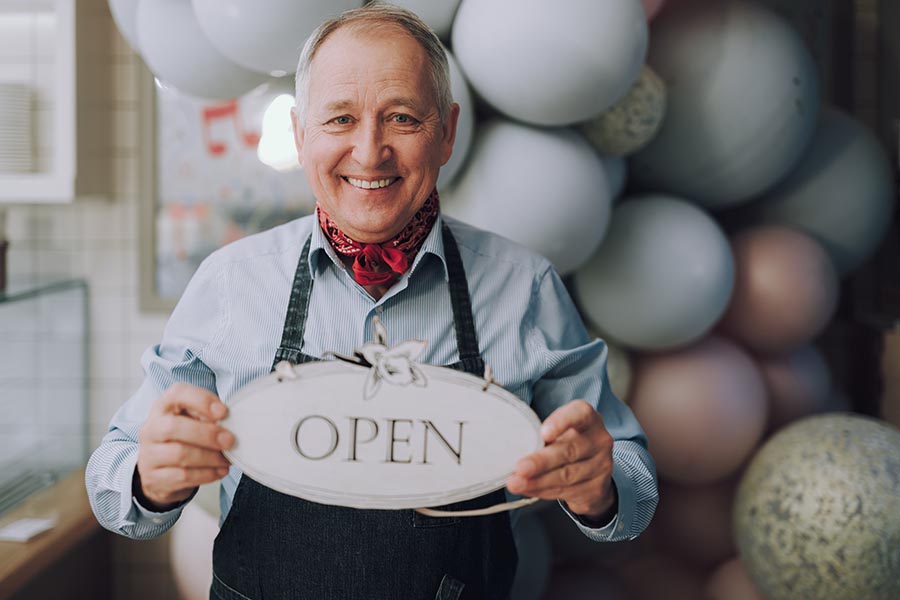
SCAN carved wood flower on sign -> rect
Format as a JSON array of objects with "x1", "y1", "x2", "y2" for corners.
[{"x1": 358, "y1": 339, "x2": 428, "y2": 400}]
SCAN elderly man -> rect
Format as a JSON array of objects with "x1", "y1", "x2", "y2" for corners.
[{"x1": 86, "y1": 4, "x2": 657, "y2": 599}]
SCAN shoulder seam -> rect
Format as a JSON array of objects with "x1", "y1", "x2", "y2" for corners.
[{"x1": 444, "y1": 220, "x2": 550, "y2": 279}]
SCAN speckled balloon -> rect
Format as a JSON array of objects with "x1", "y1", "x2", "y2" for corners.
[
  {"x1": 578, "y1": 65, "x2": 667, "y2": 157},
  {"x1": 734, "y1": 414, "x2": 900, "y2": 600}
]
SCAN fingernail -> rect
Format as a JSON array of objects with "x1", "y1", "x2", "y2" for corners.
[
  {"x1": 217, "y1": 431, "x2": 233, "y2": 449},
  {"x1": 516, "y1": 459, "x2": 534, "y2": 476},
  {"x1": 218, "y1": 467, "x2": 229, "y2": 477},
  {"x1": 212, "y1": 402, "x2": 227, "y2": 418}
]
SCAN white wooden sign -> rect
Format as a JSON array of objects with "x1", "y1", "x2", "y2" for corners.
[{"x1": 222, "y1": 336, "x2": 543, "y2": 510}]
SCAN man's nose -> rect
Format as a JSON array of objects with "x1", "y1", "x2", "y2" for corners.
[{"x1": 351, "y1": 120, "x2": 391, "y2": 169}]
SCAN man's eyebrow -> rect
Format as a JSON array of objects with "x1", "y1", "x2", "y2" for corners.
[
  {"x1": 320, "y1": 98, "x2": 423, "y2": 114},
  {"x1": 323, "y1": 100, "x2": 355, "y2": 113},
  {"x1": 384, "y1": 97, "x2": 423, "y2": 112}
]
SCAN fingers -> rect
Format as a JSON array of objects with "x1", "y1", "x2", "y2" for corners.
[
  {"x1": 141, "y1": 413, "x2": 234, "y2": 451},
  {"x1": 539, "y1": 400, "x2": 601, "y2": 443},
  {"x1": 148, "y1": 442, "x2": 231, "y2": 470},
  {"x1": 152, "y1": 383, "x2": 228, "y2": 422},
  {"x1": 514, "y1": 428, "x2": 596, "y2": 479},
  {"x1": 508, "y1": 466, "x2": 611, "y2": 504},
  {"x1": 508, "y1": 453, "x2": 612, "y2": 498}
]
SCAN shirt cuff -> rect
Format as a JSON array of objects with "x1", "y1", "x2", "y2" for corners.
[
  {"x1": 558, "y1": 499, "x2": 619, "y2": 536},
  {"x1": 132, "y1": 495, "x2": 188, "y2": 525},
  {"x1": 557, "y1": 457, "x2": 635, "y2": 542},
  {"x1": 121, "y1": 455, "x2": 190, "y2": 529}
]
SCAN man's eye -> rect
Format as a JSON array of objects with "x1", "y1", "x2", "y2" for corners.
[
  {"x1": 392, "y1": 114, "x2": 415, "y2": 124},
  {"x1": 330, "y1": 116, "x2": 352, "y2": 125}
]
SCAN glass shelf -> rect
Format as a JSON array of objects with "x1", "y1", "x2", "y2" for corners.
[{"x1": 0, "y1": 278, "x2": 88, "y2": 516}]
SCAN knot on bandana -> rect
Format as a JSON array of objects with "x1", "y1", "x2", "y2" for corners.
[
  {"x1": 317, "y1": 190, "x2": 439, "y2": 287},
  {"x1": 354, "y1": 244, "x2": 409, "y2": 285}
]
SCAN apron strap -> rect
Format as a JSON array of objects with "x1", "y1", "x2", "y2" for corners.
[
  {"x1": 272, "y1": 236, "x2": 313, "y2": 369},
  {"x1": 441, "y1": 223, "x2": 483, "y2": 373}
]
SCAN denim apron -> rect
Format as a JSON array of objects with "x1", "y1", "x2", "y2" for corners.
[{"x1": 210, "y1": 224, "x2": 518, "y2": 599}]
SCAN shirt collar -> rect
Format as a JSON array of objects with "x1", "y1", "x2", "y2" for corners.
[{"x1": 307, "y1": 213, "x2": 450, "y2": 282}]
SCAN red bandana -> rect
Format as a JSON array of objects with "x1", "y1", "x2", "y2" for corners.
[{"x1": 317, "y1": 190, "x2": 440, "y2": 287}]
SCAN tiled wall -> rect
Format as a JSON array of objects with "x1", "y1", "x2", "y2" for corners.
[{"x1": 1, "y1": 1, "x2": 175, "y2": 598}]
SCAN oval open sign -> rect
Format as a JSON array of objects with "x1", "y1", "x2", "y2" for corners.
[{"x1": 222, "y1": 356, "x2": 543, "y2": 510}]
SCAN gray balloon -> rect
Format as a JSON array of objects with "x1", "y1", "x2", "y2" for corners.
[
  {"x1": 630, "y1": 0, "x2": 819, "y2": 208},
  {"x1": 573, "y1": 196, "x2": 734, "y2": 350},
  {"x1": 728, "y1": 107, "x2": 895, "y2": 276}
]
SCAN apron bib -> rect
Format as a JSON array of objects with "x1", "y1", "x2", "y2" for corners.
[{"x1": 211, "y1": 224, "x2": 518, "y2": 600}]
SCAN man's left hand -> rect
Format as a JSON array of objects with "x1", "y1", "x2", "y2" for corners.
[{"x1": 506, "y1": 400, "x2": 616, "y2": 522}]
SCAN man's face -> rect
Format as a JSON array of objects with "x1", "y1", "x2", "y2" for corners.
[{"x1": 292, "y1": 26, "x2": 459, "y2": 243}]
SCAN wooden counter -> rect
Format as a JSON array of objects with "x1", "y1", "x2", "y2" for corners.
[{"x1": 0, "y1": 468, "x2": 111, "y2": 600}]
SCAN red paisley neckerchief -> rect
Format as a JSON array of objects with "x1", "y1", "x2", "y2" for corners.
[{"x1": 317, "y1": 190, "x2": 440, "y2": 287}]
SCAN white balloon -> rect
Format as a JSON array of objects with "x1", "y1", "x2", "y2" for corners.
[
  {"x1": 108, "y1": 0, "x2": 140, "y2": 53},
  {"x1": 452, "y1": 0, "x2": 648, "y2": 126},
  {"x1": 573, "y1": 196, "x2": 735, "y2": 350},
  {"x1": 732, "y1": 107, "x2": 896, "y2": 275},
  {"x1": 192, "y1": 0, "x2": 361, "y2": 76},
  {"x1": 390, "y1": 0, "x2": 461, "y2": 40},
  {"x1": 631, "y1": 0, "x2": 819, "y2": 208},
  {"x1": 437, "y1": 49, "x2": 474, "y2": 191},
  {"x1": 137, "y1": 0, "x2": 268, "y2": 100},
  {"x1": 444, "y1": 120, "x2": 612, "y2": 275}
]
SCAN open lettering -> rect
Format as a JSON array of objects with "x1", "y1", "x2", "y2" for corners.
[{"x1": 292, "y1": 415, "x2": 466, "y2": 465}]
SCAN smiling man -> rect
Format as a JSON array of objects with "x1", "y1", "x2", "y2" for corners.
[{"x1": 86, "y1": 4, "x2": 657, "y2": 599}]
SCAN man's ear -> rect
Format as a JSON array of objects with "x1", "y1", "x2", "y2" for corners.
[
  {"x1": 440, "y1": 102, "x2": 461, "y2": 166},
  {"x1": 291, "y1": 106, "x2": 305, "y2": 166}
]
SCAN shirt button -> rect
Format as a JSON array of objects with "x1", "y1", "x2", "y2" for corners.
[{"x1": 152, "y1": 518, "x2": 162, "y2": 524}]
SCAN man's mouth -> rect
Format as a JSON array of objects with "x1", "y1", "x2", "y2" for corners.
[{"x1": 342, "y1": 176, "x2": 400, "y2": 190}]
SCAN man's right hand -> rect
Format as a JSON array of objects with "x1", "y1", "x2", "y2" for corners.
[{"x1": 135, "y1": 383, "x2": 234, "y2": 511}]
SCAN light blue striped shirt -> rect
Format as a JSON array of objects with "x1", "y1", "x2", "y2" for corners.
[{"x1": 86, "y1": 214, "x2": 657, "y2": 543}]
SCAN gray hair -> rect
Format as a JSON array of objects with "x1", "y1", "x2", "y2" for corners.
[{"x1": 294, "y1": 2, "x2": 452, "y2": 124}]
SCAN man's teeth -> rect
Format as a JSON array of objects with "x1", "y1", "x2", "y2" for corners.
[{"x1": 345, "y1": 177, "x2": 397, "y2": 189}]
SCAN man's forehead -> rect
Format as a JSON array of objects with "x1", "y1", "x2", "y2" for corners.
[
  {"x1": 312, "y1": 23, "x2": 426, "y2": 68},
  {"x1": 306, "y1": 24, "x2": 433, "y2": 110}
]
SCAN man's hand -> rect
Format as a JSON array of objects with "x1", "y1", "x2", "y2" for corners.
[
  {"x1": 135, "y1": 383, "x2": 234, "y2": 510},
  {"x1": 506, "y1": 400, "x2": 616, "y2": 522}
]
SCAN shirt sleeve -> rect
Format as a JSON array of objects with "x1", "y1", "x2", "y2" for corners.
[
  {"x1": 85, "y1": 259, "x2": 224, "y2": 540},
  {"x1": 526, "y1": 266, "x2": 658, "y2": 542}
]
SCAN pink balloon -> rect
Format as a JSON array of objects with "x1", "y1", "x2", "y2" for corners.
[
  {"x1": 757, "y1": 345, "x2": 833, "y2": 432},
  {"x1": 717, "y1": 226, "x2": 839, "y2": 354},
  {"x1": 642, "y1": 0, "x2": 668, "y2": 20},
  {"x1": 630, "y1": 336, "x2": 768, "y2": 484},
  {"x1": 655, "y1": 478, "x2": 738, "y2": 567},
  {"x1": 706, "y1": 558, "x2": 765, "y2": 600}
]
